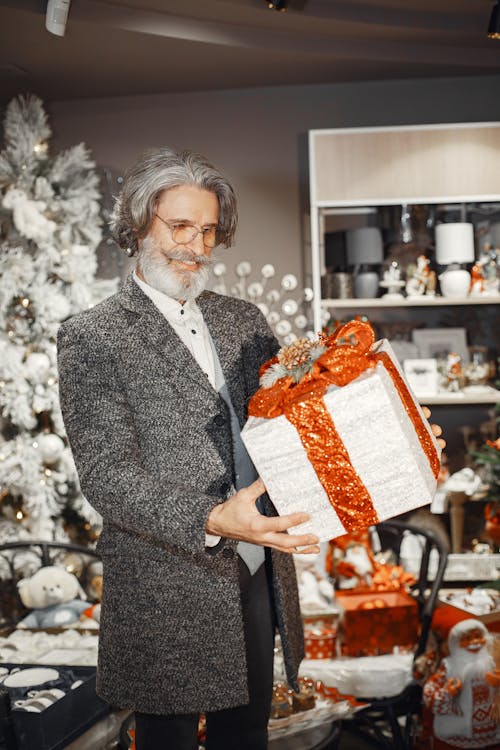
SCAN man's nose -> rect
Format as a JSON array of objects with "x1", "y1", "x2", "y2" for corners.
[{"x1": 186, "y1": 233, "x2": 209, "y2": 255}]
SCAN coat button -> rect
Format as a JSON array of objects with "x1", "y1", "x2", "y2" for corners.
[
  {"x1": 214, "y1": 414, "x2": 225, "y2": 427},
  {"x1": 220, "y1": 482, "x2": 230, "y2": 495},
  {"x1": 222, "y1": 548, "x2": 234, "y2": 559}
]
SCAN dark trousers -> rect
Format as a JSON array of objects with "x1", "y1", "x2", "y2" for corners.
[{"x1": 135, "y1": 555, "x2": 275, "y2": 750}]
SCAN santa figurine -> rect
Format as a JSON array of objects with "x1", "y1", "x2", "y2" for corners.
[{"x1": 423, "y1": 618, "x2": 500, "y2": 749}]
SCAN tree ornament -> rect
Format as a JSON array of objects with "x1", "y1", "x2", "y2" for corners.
[
  {"x1": 37, "y1": 433, "x2": 65, "y2": 464},
  {"x1": 210, "y1": 262, "x2": 314, "y2": 344}
]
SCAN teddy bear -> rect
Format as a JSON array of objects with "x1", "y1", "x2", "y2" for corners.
[{"x1": 17, "y1": 565, "x2": 89, "y2": 628}]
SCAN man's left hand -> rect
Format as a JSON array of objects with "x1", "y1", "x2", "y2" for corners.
[{"x1": 422, "y1": 406, "x2": 446, "y2": 451}]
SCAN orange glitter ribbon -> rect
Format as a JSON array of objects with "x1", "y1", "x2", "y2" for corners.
[{"x1": 248, "y1": 320, "x2": 440, "y2": 532}]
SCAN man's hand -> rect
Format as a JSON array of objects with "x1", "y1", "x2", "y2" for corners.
[
  {"x1": 422, "y1": 406, "x2": 446, "y2": 451},
  {"x1": 206, "y1": 478, "x2": 320, "y2": 555}
]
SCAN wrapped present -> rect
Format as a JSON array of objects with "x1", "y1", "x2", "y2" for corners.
[
  {"x1": 242, "y1": 320, "x2": 440, "y2": 542},
  {"x1": 304, "y1": 624, "x2": 337, "y2": 659},
  {"x1": 335, "y1": 589, "x2": 419, "y2": 657}
]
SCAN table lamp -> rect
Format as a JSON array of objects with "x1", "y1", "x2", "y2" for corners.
[
  {"x1": 346, "y1": 227, "x2": 384, "y2": 298},
  {"x1": 435, "y1": 222, "x2": 475, "y2": 298}
]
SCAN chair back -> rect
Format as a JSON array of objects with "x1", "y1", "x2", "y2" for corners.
[{"x1": 376, "y1": 519, "x2": 449, "y2": 658}]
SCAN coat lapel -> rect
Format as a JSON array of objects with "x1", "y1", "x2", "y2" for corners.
[
  {"x1": 198, "y1": 292, "x2": 248, "y2": 426},
  {"x1": 117, "y1": 275, "x2": 217, "y2": 398}
]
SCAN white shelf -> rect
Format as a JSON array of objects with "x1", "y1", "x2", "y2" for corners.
[
  {"x1": 321, "y1": 295, "x2": 500, "y2": 309},
  {"x1": 416, "y1": 389, "x2": 500, "y2": 405}
]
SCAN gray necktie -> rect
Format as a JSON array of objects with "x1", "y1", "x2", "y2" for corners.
[{"x1": 208, "y1": 336, "x2": 265, "y2": 575}]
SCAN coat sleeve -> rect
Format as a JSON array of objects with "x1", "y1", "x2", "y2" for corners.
[{"x1": 57, "y1": 321, "x2": 225, "y2": 555}]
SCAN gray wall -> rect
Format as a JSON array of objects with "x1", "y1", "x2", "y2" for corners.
[{"x1": 49, "y1": 74, "x2": 500, "y2": 287}]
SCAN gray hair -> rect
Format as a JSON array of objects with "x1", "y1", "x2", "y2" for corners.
[{"x1": 110, "y1": 147, "x2": 238, "y2": 256}]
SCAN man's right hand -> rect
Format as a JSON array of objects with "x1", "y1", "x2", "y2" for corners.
[{"x1": 206, "y1": 478, "x2": 320, "y2": 555}]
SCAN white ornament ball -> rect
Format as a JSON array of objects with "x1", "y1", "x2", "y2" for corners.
[
  {"x1": 235, "y1": 261, "x2": 252, "y2": 278},
  {"x1": 281, "y1": 274, "x2": 298, "y2": 291},
  {"x1": 294, "y1": 314, "x2": 308, "y2": 329},
  {"x1": 282, "y1": 299, "x2": 298, "y2": 316},
  {"x1": 38, "y1": 433, "x2": 65, "y2": 464},
  {"x1": 275, "y1": 320, "x2": 292, "y2": 336},
  {"x1": 247, "y1": 282, "x2": 264, "y2": 299},
  {"x1": 303, "y1": 287, "x2": 314, "y2": 302},
  {"x1": 23, "y1": 352, "x2": 51, "y2": 383},
  {"x1": 267, "y1": 311, "x2": 280, "y2": 325},
  {"x1": 261, "y1": 264, "x2": 275, "y2": 279},
  {"x1": 257, "y1": 303, "x2": 269, "y2": 317},
  {"x1": 213, "y1": 262, "x2": 227, "y2": 277},
  {"x1": 266, "y1": 290, "x2": 280, "y2": 304}
]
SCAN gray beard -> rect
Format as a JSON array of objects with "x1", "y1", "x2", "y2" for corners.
[{"x1": 138, "y1": 236, "x2": 211, "y2": 300}]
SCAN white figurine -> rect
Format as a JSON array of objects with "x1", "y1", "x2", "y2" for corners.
[{"x1": 380, "y1": 261, "x2": 405, "y2": 298}]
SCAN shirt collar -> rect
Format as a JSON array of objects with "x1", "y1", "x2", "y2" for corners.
[{"x1": 132, "y1": 270, "x2": 203, "y2": 324}]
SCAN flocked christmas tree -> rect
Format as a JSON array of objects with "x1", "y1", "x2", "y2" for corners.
[{"x1": 0, "y1": 94, "x2": 117, "y2": 545}]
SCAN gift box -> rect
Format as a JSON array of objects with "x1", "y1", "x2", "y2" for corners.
[
  {"x1": 242, "y1": 320, "x2": 440, "y2": 542},
  {"x1": 335, "y1": 590, "x2": 419, "y2": 657},
  {"x1": 304, "y1": 625, "x2": 337, "y2": 659},
  {"x1": 0, "y1": 663, "x2": 110, "y2": 750}
]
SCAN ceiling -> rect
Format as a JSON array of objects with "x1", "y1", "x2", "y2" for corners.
[{"x1": 0, "y1": 0, "x2": 499, "y2": 106}]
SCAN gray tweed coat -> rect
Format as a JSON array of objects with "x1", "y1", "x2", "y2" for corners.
[{"x1": 57, "y1": 274, "x2": 304, "y2": 715}]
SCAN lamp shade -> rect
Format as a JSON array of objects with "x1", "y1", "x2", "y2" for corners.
[
  {"x1": 346, "y1": 227, "x2": 384, "y2": 266},
  {"x1": 435, "y1": 223, "x2": 475, "y2": 265}
]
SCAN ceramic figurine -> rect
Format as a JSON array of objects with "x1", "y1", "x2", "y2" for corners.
[{"x1": 423, "y1": 619, "x2": 500, "y2": 748}]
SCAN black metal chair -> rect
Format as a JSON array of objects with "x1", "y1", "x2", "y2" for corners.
[
  {"x1": 339, "y1": 519, "x2": 449, "y2": 750},
  {"x1": 0, "y1": 540, "x2": 101, "y2": 627}
]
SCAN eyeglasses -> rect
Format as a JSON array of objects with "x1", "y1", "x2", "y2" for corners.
[{"x1": 154, "y1": 214, "x2": 219, "y2": 248}]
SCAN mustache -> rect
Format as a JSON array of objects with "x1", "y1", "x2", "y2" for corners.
[{"x1": 163, "y1": 247, "x2": 214, "y2": 267}]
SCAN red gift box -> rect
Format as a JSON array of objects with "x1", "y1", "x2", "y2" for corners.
[
  {"x1": 336, "y1": 590, "x2": 419, "y2": 656},
  {"x1": 304, "y1": 625, "x2": 337, "y2": 659}
]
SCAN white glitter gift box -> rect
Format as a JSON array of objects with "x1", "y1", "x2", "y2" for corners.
[{"x1": 242, "y1": 321, "x2": 440, "y2": 543}]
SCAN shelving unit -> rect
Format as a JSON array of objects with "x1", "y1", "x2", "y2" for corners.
[
  {"x1": 308, "y1": 123, "x2": 500, "y2": 481},
  {"x1": 321, "y1": 296, "x2": 500, "y2": 309},
  {"x1": 308, "y1": 122, "x2": 500, "y2": 332}
]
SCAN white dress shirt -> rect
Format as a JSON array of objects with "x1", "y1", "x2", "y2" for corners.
[
  {"x1": 133, "y1": 271, "x2": 216, "y2": 388},
  {"x1": 133, "y1": 272, "x2": 221, "y2": 546}
]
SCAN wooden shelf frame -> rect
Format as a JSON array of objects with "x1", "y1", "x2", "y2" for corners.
[{"x1": 309, "y1": 122, "x2": 500, "y2": 332}]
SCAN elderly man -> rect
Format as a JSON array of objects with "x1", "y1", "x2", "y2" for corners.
[{"x1": 57, "y1": 148, "x2": 320, "y2": 750}]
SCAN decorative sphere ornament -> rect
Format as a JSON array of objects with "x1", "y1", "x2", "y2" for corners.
[
  {"x1": 213, "y1": 261, "x2": 227, "y2": 277},
  {"x1": 294, "y1": 314, "x2": 308, "y2": 329},
  {"x1": 37, "y1": 433, "x2": 65, "y2": 464},
  {"x1": 60, "y1": 552, "x2": 84, "y2": 577},
  {"x1": 247, "y1": 282, "x2": 264, "y2": 299},
  {"x1": 281, "y1": 274, "x2": 298, "y2": 291},
  {"x1": 303, "y1": 287, "x2": 314, "y2": 302},
  {"x1": 283, "y1": 333, "x2": 298, "y2": 345},
  {"x1": 261, "y1": 264, "x2": 275, "y2": 279},
  {"x1": 275, "y1": 320, "x2": 292, "y2": 336},
  {"x1": 267, "y1": 311, "x2": 280, "y2": 325},
  {"x1": 235, "y1": 261, "x2": 252, "y2": 278},
  {"x1": 320, "y1": 309, "x2": 331, "y2": 326},
  {"x1": 23, "y1": 352, "x2": 51, "y2": 383},
  {"x1": 281, "y1": 299, "x2": 298, "y2": 316},
  {"x1": 266, "y1": 290, "x2": 280, "y2": 304},
  {"x1": 257, "y1": 303, "x2": 269, "y2": 317}
]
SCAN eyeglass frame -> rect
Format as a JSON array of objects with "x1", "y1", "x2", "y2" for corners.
[{"x1": 154, "y1": 213, "x2": 220, "y2": 248}]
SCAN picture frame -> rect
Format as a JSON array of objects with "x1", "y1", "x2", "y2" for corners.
[
  {"x1": 403, "y1": 358, "x2": 439, "y2": 396},
  {"x1": 411, "y1": 328, "x2": 469, "y2": 363}
]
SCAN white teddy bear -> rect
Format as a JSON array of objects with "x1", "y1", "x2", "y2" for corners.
[{"x1": 17, "y1": 565, "x2": 88, "y2": 628}]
